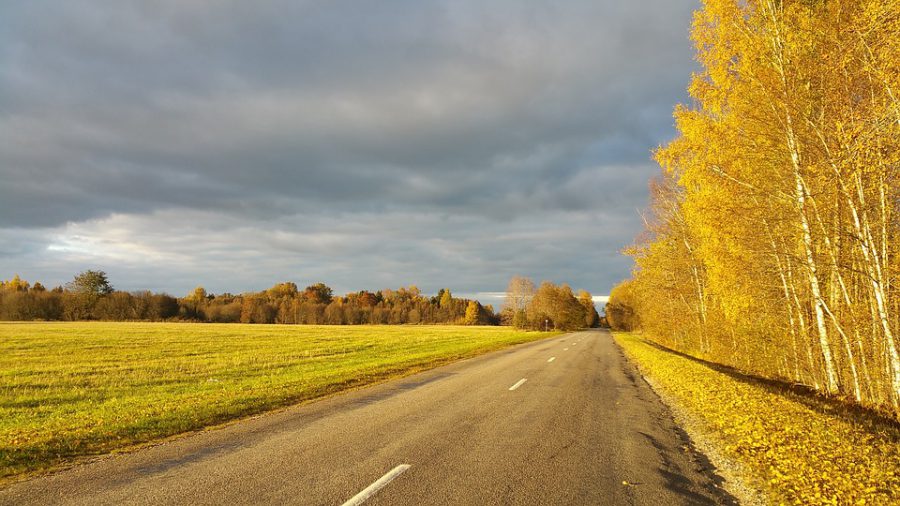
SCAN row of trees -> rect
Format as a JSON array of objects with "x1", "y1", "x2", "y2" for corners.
[
  {"x1": 0, "y1": 272, "x2": 179, "y2": 321},
  {"x1": 182, "y1": 283, "x2": 499, "y2": 325},
  {"x1": 1, "y1": 272, "x2": 603, "y2": 330},
  {"x1": 502, "y1": 276, "x2": 600, "y2": 330},
  {"x1": 0, "y1": 272, "x2": 498, "y2": 325},
  {"x1": 608, "y1": 0, "x2": 900, "y2": 415}
]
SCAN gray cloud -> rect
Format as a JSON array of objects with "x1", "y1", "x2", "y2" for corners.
[{"x1": 0, "y1": 0, "x2": 698, "y2": 297}]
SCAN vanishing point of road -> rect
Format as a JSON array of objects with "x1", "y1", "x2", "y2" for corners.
[{"x1": 0, "y1": 330, "x2": 734, "y2": 505}]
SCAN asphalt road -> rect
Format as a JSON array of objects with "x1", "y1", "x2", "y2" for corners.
[{"x1": 0, "y1": 330, "x2": 734, "y2": 505}]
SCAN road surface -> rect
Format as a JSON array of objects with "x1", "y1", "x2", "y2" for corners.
[{"x1": 0, "y1": 330, "x2": 733, "y2": 505}]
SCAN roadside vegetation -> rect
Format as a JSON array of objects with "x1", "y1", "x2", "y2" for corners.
[
  {"x1": 608, "y1": 0, "x2": 900, "y2": 418},
  {"x1": 0, "y1": 322, "x2": 557, "y2": 480},
  {"x1": 616, "y1": 332, "x2": 900, "y2": 505}
]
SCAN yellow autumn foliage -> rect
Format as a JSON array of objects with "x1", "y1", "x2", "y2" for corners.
[
  {"x1": 616, "y1": 332, "x2": 900, "y2": 505},
  {"x1": 610, "y1": 0, "x2": 900, "y2": 416}
]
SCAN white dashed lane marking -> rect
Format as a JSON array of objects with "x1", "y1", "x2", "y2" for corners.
[
  {"x1": 508, "y1": 378, "x2": 527, "y2": 391},
  {"x1": 342, "y1": 464, "x2": 411, "y2": 506}
]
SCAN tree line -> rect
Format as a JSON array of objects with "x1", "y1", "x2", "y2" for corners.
[
  {"x1": 0, "y1": 271, "x2": 497, "y2": 325},
  {"x1": 1, "y1": 272, "x2": 601, "y2": 330},
  {"x1": 607, "y1": 0, "x2": 899, "y2": 416},
  {"x1": 180, "y1": 283, "x2": 499, "y2": 325},
  {"x1": 0, "y1": 271, "x2": 180, "y2": 322}
]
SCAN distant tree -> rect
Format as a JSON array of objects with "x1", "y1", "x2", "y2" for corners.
[
  {"x1": 67, "y1": 270, "x2": 113, "y2": 296},
  {"x1": 503, "y1": 276, "x2": 535, "y2": 328},
  {"x1": 63, "y1": 270, "x2": 113, "y2": 320},
  {"x1": 371, "y1": 306, "x2": 388, "y2": 324},
  {"x1": 187, "y1": 286, "x2": 207, "y2": 302},
  {"x1": 606, "y1": 280, "x2": 639, "y2": 331},
  {"x1": 440, "y1": 289, "x2": 453, "y2": 309},
  {"x1": 205, "y1": 297, "x2": 241, "y2": 323},
  {"x1": 2, "y1": 274, "x2": 30, "y2": 292},
  {"x1": 303, "y1": 283, "x2": 333, "y2": 305},
  {"x1": 577, "y1": 290, "x2": 600, "y2": 328},
  {"x1": 268, "y1": 282, "x2": 298, "y2": 299},
  {"x1": 240, "y1": 295, "x2": 275, "y2": 324},
  {"x1": 180, "y1": 286, "x2": 209, "y2": 320},
  {"x1": 96, "y1": 292, "x2": 137, "y2": 320},
  {"x1": 464, "y1": 300, "x2": 482, "y2": 325},
  {"x1": 138, "y1": 292, "x2": 179, "y2": 320},
  {"x1": 399, "y1": 285, "x2": 422, "y2": 301},
  {"x1": 529, "y1": 282, "x2": 585, "y2": 331},
  {"x1": 324, "y1": 300, "x2": 345, "y2": 324},
  {"x1": 357, "y1": 291, "x2": 378, "y2": 308}
]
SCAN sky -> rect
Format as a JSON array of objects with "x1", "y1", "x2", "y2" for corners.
[{"x1": 0, "y1": 0, "x2": 699, "y2": 302}]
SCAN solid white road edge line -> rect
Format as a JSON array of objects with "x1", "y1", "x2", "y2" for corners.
[
  {"x1": 547, "y1": 357, "x2": 556, "y2": 363},
  {"x1": 509, "y1": 378, "x2": 527, "y2": 391},
  {"x1": 342, "y1": 464, "x2": 411, "y2": 506}
]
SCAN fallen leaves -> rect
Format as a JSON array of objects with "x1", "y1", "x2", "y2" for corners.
[{"x1": 615, "y1": 332, "x2": 900, "y2": 505}]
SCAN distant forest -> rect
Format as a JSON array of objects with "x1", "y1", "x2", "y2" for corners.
[{"x1": 0, "y1": 271, "x2": 601, "y2": 330}]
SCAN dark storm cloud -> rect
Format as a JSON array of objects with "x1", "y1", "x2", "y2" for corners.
[{"x1": 0, "y1": 0, "x2": 698, "y2": 296}]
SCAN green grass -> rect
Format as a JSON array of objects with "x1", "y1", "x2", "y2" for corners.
[
  {"x1": 0, "y1": 322, "x2": 557, "y2": 480},
  {"x1": 614, "y1": 332, "x2": 900, "y2": 505}
]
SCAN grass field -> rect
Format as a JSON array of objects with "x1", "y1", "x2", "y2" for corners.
[
  {"x1": 0, "y1": 322, "x2": 557, "y2": 480},
  {"x1": 614, "y1": 332, "x2": 900, "y2": 505}
]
